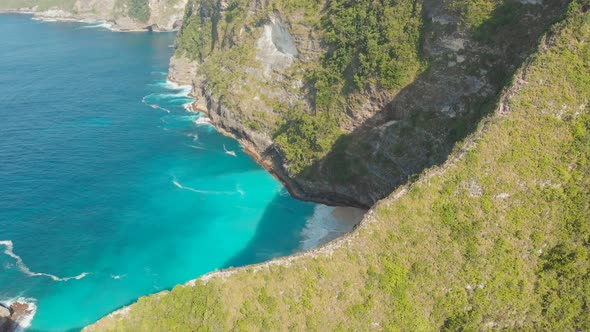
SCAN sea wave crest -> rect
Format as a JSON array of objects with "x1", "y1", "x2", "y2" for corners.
[{"x1": 0, "y1": 240, "x2": 89, "y2": 282}]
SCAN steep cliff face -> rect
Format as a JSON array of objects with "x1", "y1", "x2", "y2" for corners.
[
  {"x1": 84, "y1": 3, "x2": 590, "y2": 328},
  {"x1": 0, "y1": 0, "x2": 188, "y2": 31},
  {"x1": 171, "y1": 0, "x2": 572, "y2": 208}
]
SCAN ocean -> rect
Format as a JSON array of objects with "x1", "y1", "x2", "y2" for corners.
[{"x1": 0, "y1": 14, "x2": 352, "y2": 331}]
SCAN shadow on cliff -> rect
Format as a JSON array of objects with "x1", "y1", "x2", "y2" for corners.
[{"x1": 273, "y1": 0, "x2": 570, "y2": 208}]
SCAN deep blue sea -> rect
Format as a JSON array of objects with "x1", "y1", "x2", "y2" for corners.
[{"x1": 0, "y1": 14, "x2": 342, "y2": 331}]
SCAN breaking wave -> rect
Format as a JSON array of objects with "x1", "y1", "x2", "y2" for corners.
[
  {"x1": 299, "y1": 206, "x2": 358, "y2": 251},
  {"x1": 0, "y1": 240, "x2": 89, "y2": 282},
  {"x1": 77, "y1": 22, "x2": 112, "y2": 29},
  {"x1": 193, "y1": 116, "x2": 211, "y2": 126},
  {"x1": 279, "y1": 187, "x2": 290, "y2": 197},
  {"x1": 141, "y1": 95, "x2": 171, "y2": 113},
  {"x1": 172, "y1": 178, "x2": 237, "y2": 195},
  {"x1": 183, "y1": 102, "x2": 194, "y2": 112},
  {"x1": 223, "y1": 144, "x2": 237, "y2": 157}
]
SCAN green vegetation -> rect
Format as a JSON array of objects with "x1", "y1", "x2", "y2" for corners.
[
  {"x1": 127, "y1": 0, "x2": 150, "y2": 22},
  {"x1": 274, "y1": 109, "x2": 342, "y2": 174},
  {"x1": 173, "y1": 0, "x2": 427, "y2": 174},
  {"x1": 176, "y1": 0, "x2": 219, "y2": 60},
  {"x1": 280, "y1": 0, "x2": 425, "y2": 171},
  {"x1": 312, "y1": 0, "x2": 424, "y2": 111},
  {"x1": 88, "y1": 2, "x2": 590, "y2": 330}
]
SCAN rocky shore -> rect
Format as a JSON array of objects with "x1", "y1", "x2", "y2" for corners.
[
  {"x1": 0, "y1": 0, "x2": 188, "y2": 32},
  {"x1": 0, "y1": 301, "x2": 34, "y2": 332},
  {"x1": 167, "y1": 55, "x2": 372, "y2": 209}
]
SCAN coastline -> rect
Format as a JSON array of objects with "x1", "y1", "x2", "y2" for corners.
[
  {"x1": 86, "y1": 40, "x2": 533, "y2": 328},
  {"x1": 0, "y1": 10, "x2": 180, "y2": 32},
  {"x1": 184, "y1": 97, "x2": 371, "y2": 210},
  {"x1": 85, "y1": 76, "x2": 372, "y2": 331},
  {"x1": 0, "y1": 13, "x2": 370, "y2": 329}
]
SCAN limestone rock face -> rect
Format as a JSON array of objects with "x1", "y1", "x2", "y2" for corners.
[
  {"x1": 0, "y1": 304, "x2": 10, "y2": 332},
  {"x1": 256, "y1": 16, "x2": 298, "y2": 76},
  {"x1": 0, "y1": 302, "x2": 35, "y2": 332},
  {"x1": 170, "y1": 0, "x2": 568, "y2": 208},
  {"x1": 168, "y1": 55, "x2": 199, "y2": 86}
]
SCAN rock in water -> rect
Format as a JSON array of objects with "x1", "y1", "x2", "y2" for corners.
[
  {"x1": 0, "y1": 302, "x2": 33, "y2": 332},
  {"x1": 0, "y1": 303, "x2": 12, "y2": 332},
  {"x1": 10, "y1": 302, "x2": 32, "y2": 329}
]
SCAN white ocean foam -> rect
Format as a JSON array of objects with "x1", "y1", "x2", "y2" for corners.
[
  {"x1": 187, "y1": 133, "x2": 199, "y2": 141},
  {"x1": 172, "y1": 178, "x2": 236, "y2": 195},
  {"x1": 1, "y1": 297, "x2": 37, "y2": 332},
  {"x1": 237, "y1": 185, "x2": 245, "y2": 198},
  {"x1": 279, "y1": 187, "x2": 290, "y2": 197},
  {"x1": 110, "y1": 274, "x2": 126, "y2": 280},
  {"x1": 148, "y1": 79, "x2": 192, "y2": 93},
  {"x1": 187, "y1": 144, "x2": 207, "y2": 150},
  {"x1": 193, "y1": 116, "x2": 211, "y2": 126},
  {"x1": 299, "y1": 206, "x2": 356, "y2": 251},
  {"x1": 183, "y1": 102, "x2": 195, "y2": 113},
  {"x1": 0, "y1": 240, "x2": 89, "y2": 282},
  {"x1": 142, "y1": 80, "x2": 194, "y2": 114},
  {"x1": 141, "y1": 95, "x2": 171, "y2": 113},
  {"x1": 77, "y1": 22, "x2": 112, "y2": 29},
  {"x1": 223, "y1": 144, "x2": 237, "y2": 157},
  {"x1": 172, "y1": 179, "x2": 210, "y2": 194}
]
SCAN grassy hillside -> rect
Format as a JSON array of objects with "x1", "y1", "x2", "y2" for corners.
[{"x1": 87, "y1": 1, "x2": 589, "y2": 330}]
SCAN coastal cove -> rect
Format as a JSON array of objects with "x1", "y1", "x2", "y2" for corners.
[{"x1": 0, "y1": 14, "x2": 364, "y2": 331}]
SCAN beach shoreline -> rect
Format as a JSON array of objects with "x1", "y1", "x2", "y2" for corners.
[{"x1": 0, "y1": 10, "x2": 179, "y2": 32}]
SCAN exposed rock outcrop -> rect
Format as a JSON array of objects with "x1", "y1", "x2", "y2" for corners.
[
  {"x1": 172, "y1": 0, "x2": 570, "y2": 208},
  {"x1": 0, "y1": 302, "x2": 34, "y2": 332},
  {"x1": 168, "y1": 54, "x2": 199, "y2": 85}
]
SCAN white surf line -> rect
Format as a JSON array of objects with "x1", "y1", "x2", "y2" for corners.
[
  {"x1": 279, "y1": 187, "x2": 290, "y2": 197},
  {"x1": 141, "y1": 95, "x2": 171, "y2": 113},
  {"x1": 223, "y1": 144, "x2": 237, "y2": 157},
  {"x1": 183, "y1": 102, "x2": 195, "y2": 113},
  {"x1": 0, "y1": 241, "x2": 89, "y2": 282},
  {"x1": 172, "y1": 178, "x2": 237, "y2": 195},
  {"x1": 193, "y1": 116, "x2": 211, "y2": 125},
  {"x1": 187, "y1": 132, "x2": 199, "y2": 141},
  {"x1": 187, "y1": 144, "x2": 207, "y2": 150},
  {"x1": 76, "y1": 22, "x2": 112, "y2": 29}
]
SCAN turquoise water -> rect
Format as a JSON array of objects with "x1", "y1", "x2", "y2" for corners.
[{"x1": 0, "y1": 14, "x2": 321, "y2": 331}]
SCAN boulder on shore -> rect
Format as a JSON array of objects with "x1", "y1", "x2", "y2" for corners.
[{"x1": 0, "y1": 302, "x2": 33, "y2": 332}]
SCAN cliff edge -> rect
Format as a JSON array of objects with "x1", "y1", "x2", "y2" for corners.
[{"x1": 169, "y1": 0, "x2": 571, "y2": 208}]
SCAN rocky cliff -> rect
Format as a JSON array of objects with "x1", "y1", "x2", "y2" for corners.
[
  {"x1": 169, "y1": 0, "x2": 572, "y2": 208},
  {"x1": 0, "y1": 301, "x2": 34, "y2": 332},
  {"x1": 84, "y1": 2, "x2": 590, "y2": 328},
  {"x1": 0, "y1": 0, "x2": 188, "y2": 31}
]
